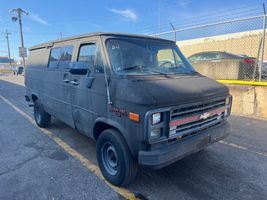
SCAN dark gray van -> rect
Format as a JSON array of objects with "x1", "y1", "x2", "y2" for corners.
[{"x1": 25, "y1": 32, "x2": 232, "y2": 186}]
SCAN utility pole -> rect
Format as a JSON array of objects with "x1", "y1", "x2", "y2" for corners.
[
  {"x1": 10, "y1": 8, "x2": 28, "y2": 67},
  {"x1": 2, "y1": 29, "x2": 12, "y2": 67}
]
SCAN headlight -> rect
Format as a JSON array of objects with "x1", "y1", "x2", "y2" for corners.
[
  {"x1": 148, "y1": 111, "x2": 167, "y2": 141},
  {"x1": 150, "y1": 128, "x2": 162, "y2": 139},
  {"x1": 151, "y1": 112, "x2": 162, "y2": 125}
]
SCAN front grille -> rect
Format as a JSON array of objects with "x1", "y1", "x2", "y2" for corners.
[{"x1": 169, "y1": 97, "x2": 227, "y2": 139}]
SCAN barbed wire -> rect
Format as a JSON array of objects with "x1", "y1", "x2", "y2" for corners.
[{"x1": 135, "y1": 3, "x2": 266, "y2": 34}]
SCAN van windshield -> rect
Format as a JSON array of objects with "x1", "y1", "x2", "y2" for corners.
[{"x1": 106, "y1": 38, "x2": 196, "y2": 75}]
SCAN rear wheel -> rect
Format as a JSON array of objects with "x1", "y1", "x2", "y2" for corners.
[
  {"x1": 34, "y1": 100, "x2": 51, "y2": 128},
  {"x1": 96, "y1": 129, "x2": 138, "y2": 186}
]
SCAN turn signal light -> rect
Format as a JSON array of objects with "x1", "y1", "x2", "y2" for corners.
[{"x1": 129, "y1": 112, "x2": 140, "y2": 122}]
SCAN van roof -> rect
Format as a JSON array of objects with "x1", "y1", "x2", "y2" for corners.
[{"x1": 29, "y1": 32, "x2": 174, "y2": 51}]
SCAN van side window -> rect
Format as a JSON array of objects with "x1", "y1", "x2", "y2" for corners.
[
  {"x1": 48, "y1": 46, "x2": 73, "y2": 69},
  {"x1": 58, "y1": 46, "x2": 73, "y2": 69},
  {"x1": 48, "y1": 47, "x2": 61, "y2": 68},
  {"x1": 78, "y1": 43, "x2": 104, "y2": 73}
]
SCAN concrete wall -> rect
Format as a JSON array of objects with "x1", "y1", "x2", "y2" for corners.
[
  {"x1": 192, "y1": 60, "x2": 241, "y2": 80},
  {"x1": 226, "y1": 84, "x2": 267, "y2": 119},
  {"x1": 177, "y1": 30, "x2": 263, "y2": 58}
]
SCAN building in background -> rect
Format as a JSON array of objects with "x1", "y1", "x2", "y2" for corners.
[{"x1": 0, "y1": 56, "x2": 15, "y2": 69}]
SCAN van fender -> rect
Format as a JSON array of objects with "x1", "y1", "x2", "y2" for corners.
[
  {"x1": 93, "y1": 117, "x2": 136, "y2": 158},
  {"x1": 30, "y1": 92, "x2": 50, "y2": 114}
]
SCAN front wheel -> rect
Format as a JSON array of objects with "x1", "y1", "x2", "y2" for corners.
[
  {"x1": 34, "y1": 100, "x2": 51, "y2": 128},
  {"x1": 96, "y1": 129, "x2": 138, "y2": 186}
]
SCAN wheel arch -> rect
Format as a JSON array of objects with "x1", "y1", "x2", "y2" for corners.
[
  {"x1": 93, "y1": 118, "x2": 125, "y2": 140},
  {"x1": 31, "y1": 93, "x2": 38, "y2": 102},
  {"x1": 93, "y1": 117, "x2": 136, "y2": 157}
]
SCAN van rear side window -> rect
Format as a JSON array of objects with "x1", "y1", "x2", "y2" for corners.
[{"x1": 48, "y1": 46, "x2": 73, "y2": 69}]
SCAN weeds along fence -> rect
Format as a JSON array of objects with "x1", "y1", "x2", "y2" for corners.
[{"x1": 151, "y1": 15, "x2": 267, "y2": 82}]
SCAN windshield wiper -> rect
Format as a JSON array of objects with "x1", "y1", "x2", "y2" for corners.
[
  {"x1": 123, "y1": 65, "x2": 145, "y2": 70},
  {"x1": 122, "y1": 66, "x2": 171, "y2": 77},
  {"x1": 148, "y1": 69, "x2": 170, "y2": 77}
]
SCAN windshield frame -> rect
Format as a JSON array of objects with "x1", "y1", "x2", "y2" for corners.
[{"x1": 104, "y1": 36, "x2": 196, "y2": 77}]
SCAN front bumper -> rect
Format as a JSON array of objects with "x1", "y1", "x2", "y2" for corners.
[{"x1": 138, "y1": 121, "x2": 230, "y2": 169}]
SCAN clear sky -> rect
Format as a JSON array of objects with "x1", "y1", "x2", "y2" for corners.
[{"x1": 0, "y1": 0, "x2": 265, "y2": 60}]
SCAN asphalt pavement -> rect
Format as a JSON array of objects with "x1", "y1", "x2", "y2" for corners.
[{"x1": 0, "y1": 75, "x2": 267, "y2": 200}]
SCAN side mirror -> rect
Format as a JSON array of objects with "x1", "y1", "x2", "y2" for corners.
[{"x1": 69, "y1": 62, "x2": 89, "y2": 75}]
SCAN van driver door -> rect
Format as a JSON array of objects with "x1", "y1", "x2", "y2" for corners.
[{"x1": 70, "y1": 38, "x2": 107, "y2": 136}]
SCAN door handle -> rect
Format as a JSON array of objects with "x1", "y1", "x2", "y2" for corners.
[
  {"x1": 63, "y1": 73, "x2": 70, "y2": 83},
  {"x1": 71, "y1": 80, "x2": 79, "y2": 85}
]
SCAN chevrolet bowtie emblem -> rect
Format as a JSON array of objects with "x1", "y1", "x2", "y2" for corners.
[{"x1": 200, "y1": 112, "x2": 210, "y2": 120}]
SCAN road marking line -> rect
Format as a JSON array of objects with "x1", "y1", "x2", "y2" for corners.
[
  {"x1": 0, "y1": 95, "x2": 138, "y2": 200},
  {"x1": 219, "y1": 140, "x2": 267, "y2": 157}
]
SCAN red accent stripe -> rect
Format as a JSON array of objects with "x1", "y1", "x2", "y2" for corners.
[
  {"x1": 209, "y1": 107, "x2": 225, "y2": 116},
  {"x1": 169, "y1": 107, "x2": 225, "y2": 127}
]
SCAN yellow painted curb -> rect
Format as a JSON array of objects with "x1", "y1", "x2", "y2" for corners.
[
  {"x1": 0, "y1": 95, "x2": 139, "y2": 200},
  {"x1": 217, "y1": 80, "x2": 267, "y2": 86}
]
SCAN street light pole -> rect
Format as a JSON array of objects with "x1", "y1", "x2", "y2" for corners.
[
  {"x1": 2, "y1": 29, "x2": 12, "y2": 67},
  {"x1": 10, "y1": 8, "x2": 28, "y2": 68}
]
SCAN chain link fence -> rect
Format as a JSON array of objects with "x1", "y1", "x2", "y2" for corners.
[{"x1": 151, "y1": 15, "x2": 267, "y2": 82}]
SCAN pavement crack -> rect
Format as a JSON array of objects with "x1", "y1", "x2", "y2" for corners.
[{"x1": 0, "y1": 152, "x2": 41, "y2": 177}]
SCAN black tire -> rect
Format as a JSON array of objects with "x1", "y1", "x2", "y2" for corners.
[
  {"x1": 96, "y1": 129, "x2": 138, "y2": 186},
  {"x1": 34, "y1": 100, "x2": 51, "y2": 128}
]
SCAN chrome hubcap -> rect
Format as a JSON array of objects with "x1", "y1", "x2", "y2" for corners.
[{"x1": 101, "y1": 142, "x2": 118, "y2": 175}]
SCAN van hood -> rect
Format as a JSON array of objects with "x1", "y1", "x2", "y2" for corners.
[{"x1": 113, "y1": 75, "x2": 229, "y2": 107}]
